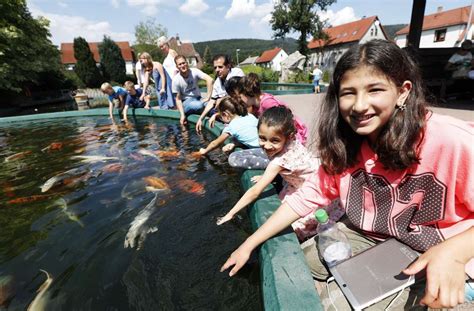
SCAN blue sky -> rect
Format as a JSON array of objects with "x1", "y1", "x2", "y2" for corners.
[{"x1": 27, "y1": 0, "x2": 471, "y2": 46}]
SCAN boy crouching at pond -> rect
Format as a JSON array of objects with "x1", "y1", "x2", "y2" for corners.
[
  {"x1": 122, "y1": 81, "x2": 151, "y2": 122},
  {"x1": 101, "y1": 82, "x2": 127, "y2": 120}
]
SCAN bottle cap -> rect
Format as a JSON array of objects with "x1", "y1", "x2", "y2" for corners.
[{"x1": 315, "y1": 209, "x2": 328, "y2": 223}]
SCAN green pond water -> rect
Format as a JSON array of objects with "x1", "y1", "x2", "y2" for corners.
[{"x1": 0, "y1": 117, "x2": 261, "y2": 310}]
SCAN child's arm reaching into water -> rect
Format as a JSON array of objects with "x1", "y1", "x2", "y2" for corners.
[
  {"x1": 220, "y1": 202, "x2": 300, "y2": 276},
  {"x1": 403, "y1": 226, "x2": 474, "y2": 308},
  {"x1": 216, "y1": 163, "x2": 282, "y2": 225},
  {"x1": 199, "y1": 132, "x2": 230, "y2": 156}
]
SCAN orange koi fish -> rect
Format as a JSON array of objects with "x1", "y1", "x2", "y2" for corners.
[
  {"x1": 154, "y1": 150, "x2": 180, "y2": 159},
  {"x1": 41, "y1": 142, "x2": 63, "y2": 152},
  {"x1": 4, "y1": 151, "x2": 32, "y2": 162},
  {"x1": 73, "y1": 147, "x2": 86, "y2": 154},
  {"x1": 177, "y1": 179, "x2": 205, "y2": 195},
  {"x1": 188, "y1": 151, "x2": 202, "y2": 160},
  {"x1": 7, "y1": 193, "x2": 58, "y2": 205},
  {"x1": 102, "y1": 163, "x2": 123, "y2": 173},
  {"x1": 143, "y1": 176, "x2": 169, "y2": 190}
]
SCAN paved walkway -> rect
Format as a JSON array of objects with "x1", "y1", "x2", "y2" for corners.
[{"x1": 278, "y1": 93, "x2": 473, "y2": 148}]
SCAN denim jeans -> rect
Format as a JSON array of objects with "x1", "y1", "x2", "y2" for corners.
[{"x1": 183, "y1": 97, "x2": 205, "y2": 115}]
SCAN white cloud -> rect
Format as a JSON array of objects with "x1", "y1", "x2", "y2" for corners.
[
  {"x1": 319, "y1": 7, "x2": 358, "y2": 27},
  {"x1": 28, "y1": 4, "x2": 134, "y2": 45},
  {"x1": 126, "y1": 0, "x2": 162, "y2": 16},
  {"x1": 110, "y1": 0, "x2": 120, "y2": 8},
  {"x1": 179, "y1": 0, "x2": 209, "y2": 16},
  {"x1": 225, "y1": 0, "x2": 274, "y2": 38},
  {"x1": 58, "y1": 1, "x2": 68, "y2": 8}
]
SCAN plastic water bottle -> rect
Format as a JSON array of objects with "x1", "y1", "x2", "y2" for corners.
[{"x1": 315, "y1": 209, "x2": 352, "y2": 267}]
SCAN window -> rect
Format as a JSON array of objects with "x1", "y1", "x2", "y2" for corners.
[
  {"x1": 434, "y1": 29, "x2": 447, "y2": 42},
  {"x1": 370, "y1": 29, "x2": 374, "y2": 36},
  {"x1": 375, "y1": 27, "x2": 378, "y2": 36}
]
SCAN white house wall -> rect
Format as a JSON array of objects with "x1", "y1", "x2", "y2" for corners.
[
  {"x1": 395, "y1": 24, "x2": 472, "y2": 48},
  {"x1": 125, "y1": 62, "x2": 133, "y2": 75},
  {"x1": 359, "y1": 21, "x2": 387, "y2": 43},
  {"x1": 270, "y1": 50, "x2": 289, "y2": 71}
]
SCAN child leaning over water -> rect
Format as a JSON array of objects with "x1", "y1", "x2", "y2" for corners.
[
  {"x1": 199, "y1": 97, "x2": 259, "y2": 156},
  {"x1": 217, "y1": 106, "x2": 344, "y2": 242},
  {"x1": 220, "y1": 40, "x2": 474, "y2": 309},
  {"x1": 122, "y1": 81, "x2": 151, "y2": 122}
]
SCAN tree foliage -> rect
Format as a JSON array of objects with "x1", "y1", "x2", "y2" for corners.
[
  {"x1": 99, "y1": 36, "x2": 126, "y2": 83},
  {"x1": 134, "y1": 18, "x2": 167, "y2": 45},
  {"x1": 194, "y1": 38, "x2": 298, "y2": 65},
  {"x1": 132, "y1": 43, "x2": 164, "y2": 63},
  {"x1": 203, "y1": 45, "x2": 212, "y2": 64},
  {"x1": 270, "y1": 0, "x2": 336, "y2": 55},
  {"x1": 0, "y1": 0, "x2": 68, "y2": 93},
  {"x1": 73, "y1": 37, "x2": 103, "y2": 88}
]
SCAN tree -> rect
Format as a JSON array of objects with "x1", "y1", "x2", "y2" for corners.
[
  {"x1": 270, "y1": 0, "x2": 336, "y2": 56},
  {"x1": 203, "y1": 45, "x2": 212, "y2": 64},
  {"x1": 73, "y1": 37, "x2": 103, "y2": 88},
  {"x1": 99, "y1": 36, "x2": 126, "y2": 83},
  {"x1": 134, "y1": 18, "x2": 167, "y2": 45},
  {"x1": 0, "y1": 0, "x2": 67, "y2": 93}
]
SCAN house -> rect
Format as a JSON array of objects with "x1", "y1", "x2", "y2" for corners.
[
  {"x1": 395, "y1": 6, "x2": 474, "y2": 48},
  {"x1": 307, "y1": 16, "x2": 388, "y2": 73},
  {"x1": 239, "y1": 56, "x2": 259, "y2": 66},
  {"x1": 167, "y1": 35, "x2": 203, "y2": 68},
  {"x1": 60, "y1": 41, "x2": 135, "y2": 75},
  {"x1": 256, "y1": 47, "x2": 288, "y2": 71}
]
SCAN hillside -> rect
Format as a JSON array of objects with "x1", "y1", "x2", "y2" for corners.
[{"x1": 194, "y1": 38, "x2": 298, "y2": 64}]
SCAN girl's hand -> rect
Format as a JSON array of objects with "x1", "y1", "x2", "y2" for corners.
[
  {"x1": 208, "y1": 114, "x2": 217, "y2": 128},
  {"x1": 139, "y1": 94, "x2": 145, "y2": 101},
  {"x1": 180, "y1": 115, "x2": 187, "y2": 125},
  {"x1": 403, "y1": 241, "x2": 466, "y2": 308},
  {"x1": 199, "y1": 148, "x2": 207, "y2": 155},
  {"x1": 195, "y1": 119, "x2": 203, "y2": 134},
  {"x1": 216, "y1": 214, "x2": 233, "y2": 225},
  {"x1": 222, "y1": 143, "x2": 235, "y2": 153},
  {"x1": 144, "y1": 105, "x2": 150, "y2": 110},
  {"x1": 220, "y1": 242, "x2": 253, "y2": 277},
  {"x1": 251, "y1": 175, "x2": 262, "y2": 183},
  {"x1": 160, "y1": 88, "x2": 165, "y2": 95}
]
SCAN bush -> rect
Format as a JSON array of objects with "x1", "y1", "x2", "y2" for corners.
[
  {"x1": 286, "y1": 71, "x2": 312, "y2": 83},
  {"x1": 322, "y1": 70, "x2": 330, "y2": 83},
  {"x1": 240, "y1": 65, "x2": 279, "y2": 82},
  {"x1": 63, "y1": 70, "x2": 85, "y2": 89}
]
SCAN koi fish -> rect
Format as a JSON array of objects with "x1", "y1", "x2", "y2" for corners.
[
  {"x1": 188, "y1": 151, "x2": 202, "y2": 160},
  {"x1": 71, "y1": 155, "x2": 118, "y2": 163},
  {"x1": 73, "y1": 147, "x2": 86, "y2": 154},
  {"x1": 138, "y1": 149, "x2": 160, "y2": 160},
  {"x1": 177, "y1": 179, "x2": 205, "y2": 195},
  {"x1": 4, "y1": 151, "x2": 32, "y2": 162},
  {"x1": 124, "y1": 194, "x2": 159, "y2": 250},
  {"x1": 7, "y1": 194, "x2": 56, "y2": 205},
  {"x1": 54, "y1": 198, "x2": 84, "y2": 227},
  {"x1": 143, "y1": 176, "x2": 169, "y2": 193},
  {"x1": 27, "y1": 270, "x2": 52, "y2": 311},
  {"x1": 41, "y1": 167, "x2": 90, "y2": 193},
  {"x1": 154, "y1": 150, "x2": 180, "y2": 159},
  {"x1": 101, "y1": 163, "x2": 123, "y2": 173},
  {"x1": 129, "y1": 152, "x2": 145, "y2": 161},
  {"x1": 41, "y1": 142, "x2": 63, "y2": 152},
  {"x1": 2, "y1": 182, "x2": 15, "y2": 198}
]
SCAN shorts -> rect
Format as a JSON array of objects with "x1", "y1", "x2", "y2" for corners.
[{"x1": 313, "y1": 79, "x2": 320, "y2": 86}]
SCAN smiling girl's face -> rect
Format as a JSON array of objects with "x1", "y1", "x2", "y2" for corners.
[{"x1": 338, "y1": 65, "x2": 411, "y2": 143}]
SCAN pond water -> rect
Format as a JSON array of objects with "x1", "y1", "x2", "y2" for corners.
[{"x1": 0, "y1": 117, "x2": 262, "y2": 310}]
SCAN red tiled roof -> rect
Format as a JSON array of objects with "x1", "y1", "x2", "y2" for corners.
[
  {"x1": 396, "y1": 6, "x2": 473, "y2": 35},
  {"x1": 60, "y1": 41, "x2": 134, "y2": 64},
  {"x1": 168, "y1": 37, "x2": 199, "y2": 58},
  {"x1": 308, "y1": 16, "x2": 380, "y2": 49},
  {"x1": 256, "y1": 47, "x2": 282, "y2": 63}
]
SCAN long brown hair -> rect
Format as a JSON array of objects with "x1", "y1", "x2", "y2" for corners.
[
  {"x1": 217, "y1": 96, "x2": 247, "y2": 117},
  {"x1": 140, "y1": 52, "x2": 154, "y2": 72},
  {"x1": 318, "y1": 39, "x2": 428, "y2": 174}
]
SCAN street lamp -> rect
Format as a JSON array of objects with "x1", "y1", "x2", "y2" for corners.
[{"x1": 236, "y1": 49, "x2": 240, "y2": 67}]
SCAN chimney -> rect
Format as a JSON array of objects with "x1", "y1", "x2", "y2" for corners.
[
  {"x1": 437, "y1": 6, "x2": 443, "y2": 13},
  {"x1": 176, "y1": 33, "x2": 182, "y2": 46}
]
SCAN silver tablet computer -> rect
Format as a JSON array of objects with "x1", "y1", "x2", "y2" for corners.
[{"x1": 329, "y1": 238, "x2": 420, "y2": 310}]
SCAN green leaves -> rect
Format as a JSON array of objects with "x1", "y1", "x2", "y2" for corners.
[
  {"x1": 73, "y1": 37, "x2": 103, "y2": 88},
  {"x1": 270, "y1": 0, "x2": 336, "y2": 56},
  {"x1": 99, "y1": 36, "x2": 126, "y2": 84}
]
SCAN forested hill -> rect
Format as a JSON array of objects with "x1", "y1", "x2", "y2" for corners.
[
  {"x1": 383, "y1": 24, "x2": 408, "y2": 40},
  {"x1": 194, "y1": 38, "x2": 298, "y2": 63}
]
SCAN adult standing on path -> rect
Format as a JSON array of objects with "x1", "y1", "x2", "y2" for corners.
[
  {"x1": 312, "y1": 64, "x2": 323, "y2": 93},
  {"x1": 157, "y1": 36, "x2": 179, "y2": 79},
  {"x1": 139, "y1": 52, "x2": 175, "y2": 110}
]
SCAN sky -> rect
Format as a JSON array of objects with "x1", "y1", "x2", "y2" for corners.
[{"x1": 27, "y1": 0, "x2": 472, "y2": 46}]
